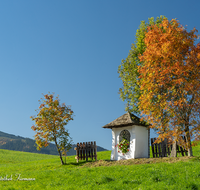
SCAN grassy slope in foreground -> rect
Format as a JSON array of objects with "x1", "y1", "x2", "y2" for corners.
[{"x1": 0, "y1": 144, "x2": 200, "y2": 190}]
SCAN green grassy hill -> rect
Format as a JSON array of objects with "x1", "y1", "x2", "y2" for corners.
[
  {"x1": 0, "y1": 131, "x2": 107, "y2": 156},
  {"x1": 0, "y1": 143, "x2": 200, "y2": 190}
]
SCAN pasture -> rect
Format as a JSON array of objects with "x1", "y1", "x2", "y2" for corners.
[{"x1": 0, "y1": 143, "x2": 200, "y2": 190}]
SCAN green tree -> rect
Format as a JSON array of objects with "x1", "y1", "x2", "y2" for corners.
[
  {"x1": 118, "y1": 15, "x2": 167, "y2": 115},
  {"x1": 31, "y1": 93, "x2": 73, "y2": 165}
]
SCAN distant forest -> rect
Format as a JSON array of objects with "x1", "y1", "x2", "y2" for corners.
[{"x1": 0, "y1": 131, "x2": 107, "y2": 156}]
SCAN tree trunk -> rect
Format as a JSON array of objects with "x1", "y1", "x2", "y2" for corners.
[
  {"x1": 185, "y1": 126, "x2": 193, "y2": 157},
  {"x1": 171, "y1": 140, "x2": 177, "y2": 157},
  {"x1": 54, "y1": 137, "x2": 64, "y2": 165},
  {"x1": 187, "y1": 146, "x2": 193, "y2": 157},
  {"x1": 184, "y1": 96, "x2": 194, "y2": 157}
]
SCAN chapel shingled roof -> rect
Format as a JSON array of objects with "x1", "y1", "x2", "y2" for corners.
[{"x1": 102, "y1": 112, "x2": 148, "y2": 129}]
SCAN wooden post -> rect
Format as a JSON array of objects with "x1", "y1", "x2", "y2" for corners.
[
  {"x1": 88, "y1": 142, "x2": 91, "y2": 158},
  {"x1": 161, "y1": 139, "x2": 167, "y2": 157},
  {"x1": 91, "y1": 142, "x2": 93, "y2": 160},
  {"x1": 161, "y1": 141, "x2": 164, "y2": 157},
  {"x1": 155, "y1": 139, "x2": 158, "y2": 158},
  {"x1": 86, "y1": 142, "x2": 88, "y2": 161},
  {"x1": 151, "y1": 138, "x2": 155, "y2": 158},
  {"x1": 83, "y1": 142, "x2": 85, "y2": 160},
  {"x1": 80, "y1": 143, "x2": 83, "y2": 160},
  {"x1": 158, "y1": 143, "x2": 161, "y2": 157},
  {"x1": 179, "y1": 145, "x2": 185, "y2": 156},
  {"x1": 167, "y1": 140, "x2": 171, "y2": 157},
  {"x1": 94, "y1": 141, "x2": 97, "y2": 161},
  {"x1": 76, "y1": 143, "x2": 79, "y2": 163}
]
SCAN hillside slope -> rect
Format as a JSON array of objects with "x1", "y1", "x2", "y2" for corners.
[
  {"x1": 0, "y1": 131, "x2": 107, "y2": 155},
  {"x1": 0, "y1": 145, "x2": 200, "y2": 190}
]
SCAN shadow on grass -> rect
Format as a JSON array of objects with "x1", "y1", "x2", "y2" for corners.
[
  {"x1": 186, "y1": 183, "x2": 199, "y2": 190},
  {"x1": 63, "y1": 160, "x2": 96, "y2": 167},
  {"x1": 62, "y1": 159, "x2": 116, "y2": 167},
  {"x1": 95, "y1": 176, "x2": 115, "y2": 185}
]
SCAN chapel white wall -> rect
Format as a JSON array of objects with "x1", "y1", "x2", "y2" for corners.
[
  {"x1": 111, "y1": 125, "x2": 149, "y2": 161},
  {"x1": 135, "y1": 126, "x2": 149, "y2": 158}
]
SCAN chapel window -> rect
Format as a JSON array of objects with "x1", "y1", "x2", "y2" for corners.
[{"x1": 119, "y1": 129, "x2": 130, "y2": 148}]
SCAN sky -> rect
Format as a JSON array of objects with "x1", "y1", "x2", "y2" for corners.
[{"x1": 0, "y1": 0, "x2": 199, "y2": 151}]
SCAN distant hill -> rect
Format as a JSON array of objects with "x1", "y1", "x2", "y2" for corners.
[{"x1": 0, "y1": 131, "x2": 107, "y2": 156}]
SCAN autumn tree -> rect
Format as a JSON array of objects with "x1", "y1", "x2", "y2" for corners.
[
  {"x1": 31, "y1": 93, "x2": 73, "y2": 165},
  {"x1": 138, "y1": 18, "x2": 200, "y2": 156},
  {"x1": 118, "y1": 15, "x2": 167, "y2": 114}
]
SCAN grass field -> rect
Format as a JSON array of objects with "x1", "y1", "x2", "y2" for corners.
[{"x1": 0, "y1": 144, "x2": 200, "y2": 190}]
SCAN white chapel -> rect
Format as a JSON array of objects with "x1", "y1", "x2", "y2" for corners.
[{"x1": 103, "y1": 112, "x2": 150, "y2": 161}]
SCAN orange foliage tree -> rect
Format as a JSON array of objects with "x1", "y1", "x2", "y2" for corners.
[
  {"x1": 139, "y1": 18, "x2": 200, "y2": 156},
  {"x1": 31, "y1": 93, "x2": 73, "y2": 164}
]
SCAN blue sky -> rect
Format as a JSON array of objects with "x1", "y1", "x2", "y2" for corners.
[{"x1": 0, "y1": 1, "x2": 199, "y2": 150}]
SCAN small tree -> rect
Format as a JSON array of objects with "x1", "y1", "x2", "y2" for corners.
[{"x1": 31, "y1": 93, "x2": 73, "y2": 165}]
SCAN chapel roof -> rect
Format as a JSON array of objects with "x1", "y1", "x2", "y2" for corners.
[{"x1": 102, "y1": 112, "x2": 148, "y2": 129}]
